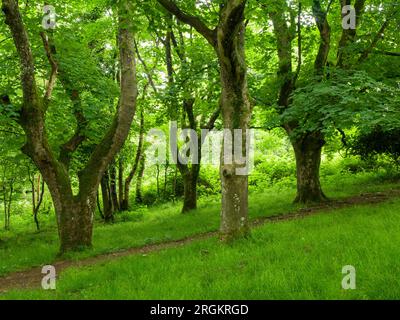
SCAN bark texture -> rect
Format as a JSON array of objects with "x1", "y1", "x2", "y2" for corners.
[{"x1": 293, "y1": 133, "x2": 327, "y2": 203}]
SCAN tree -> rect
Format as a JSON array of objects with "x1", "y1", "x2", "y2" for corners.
[
  {"x1": 2, "y1": 0, "x2": 138, "y2": 253},
  {"x1": 161, "y1": 16, "x2": 220, "y2": 213},
  {"x1": 259, "y1": 0, "x2": 399, "y2": 203},
  {"x1": 263, "y1": 0, "x2": 329, "y2": 203},
  {"x1": 157, "y1": 0, "x2": 252, "y2": 240},
  {"x1": 27, "y1": 165, "x2": 45, "y2": 231},
  {"x1": 1, "y1": 162, "x2": 15, "y2": 231},
  {"x1": 100, "y1": 169, "x2": 114, "y2": 223},
  {"x1": 121, "y1": 109, "x2": 145, "y2": 210}
]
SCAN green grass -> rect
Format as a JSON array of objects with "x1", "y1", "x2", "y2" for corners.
[
  {"x1": 0, "y1": 171, "x2": 399, "y2": 279},
  {"x1": 3, "y1": 196, "x2": 400, "y2": 299}
]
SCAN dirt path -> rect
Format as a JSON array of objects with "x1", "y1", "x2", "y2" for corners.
[{"x1": 1, "y1": 189, "x2": 399, "y2": 294}]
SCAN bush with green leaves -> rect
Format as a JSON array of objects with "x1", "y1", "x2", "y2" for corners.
[{"x1": 350, "y1": 127, "x2": 400, "y2": 166}]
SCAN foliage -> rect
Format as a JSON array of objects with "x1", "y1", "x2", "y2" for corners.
[{"x1": 350, "y1": 127, "x2": 400, "y2": 165}]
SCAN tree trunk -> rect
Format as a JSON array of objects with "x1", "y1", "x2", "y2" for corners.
[
  {"x1": 97, "y1": 189, "x2": 103, "y2": 219},
  {"x1": 181, "y1": 176, "x2": 197, "y2": 213},
  {"x1": 118, "y1": 158, "x2": 124, "y2": 209},
  {"x1": 292, "y1": 133, "x2": 328, "y2": 203},
  {"x1": 163, "y1": 161, "x2": 169, "y2": 197},
  {"x1": 100, "y1": 171, "x2": 114, "y2": 223},
  {"x1": 269, "y1": 1, "x2": 330, "y2": 205},
  {"x1": 33, "y1": 177, "x2": 44, "y2": 231},
  {"x1": 135, "y1": 154, "x2": 145, "y2": 204},
  {"x1": 181, "y1": 167, "x2": 198, "y2": 213},
  {"x1": 217, "y1": 1, "x2": 251, "y2": 241},
  {"x1": 7, "y1": 182, "x2": 12, "y2": 230},
  {"x1": 156, "y1": 164, "x2": 160, "y2": 198},
  {"x1": 3, "y1": 185, "x2": 8, "y2": 231},
  {"x1": 121, "y1": 110, "x2": 144, "y2": 211},
  {"x1": 110, "y1": 161, "x2": 119, "y2": 211},
  {"x1": 2, "y1": 0, "x2": 138, "y2": 253},
  {"x1": 172, "y1": 166, "x2": 177, "y2": 202},
  {"x1": 120, "y1": 184, "x2": 130, "y2": 211},
  {"x1": 58, "y1": 198, "x2": 94, "y2": 253}
]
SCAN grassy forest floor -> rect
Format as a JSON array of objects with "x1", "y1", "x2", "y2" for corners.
[{"x1": 1, "y1": 171, "x2": 400, "y2": 299}]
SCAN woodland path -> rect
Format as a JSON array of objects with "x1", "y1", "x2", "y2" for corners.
[{"x1": 1, "y1": 189, "x2": 399, "y2": 293}]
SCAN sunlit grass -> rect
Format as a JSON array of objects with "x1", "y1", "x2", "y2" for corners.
[
  {"x1": 3, "y1": 197, "x2": 400, "y2": 299},
  {"x1": 0, "y1": 170, "x2": 399, "y2": 278}
]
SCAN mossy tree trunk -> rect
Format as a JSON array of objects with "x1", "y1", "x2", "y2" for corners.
[
  {"x1": 269, "y1": 0, "x2": 331, "y2": 204},
  {"x1": 2, "y1": 0, "x2": 138, "y2": 253},
  {"x1": 216, "y1": 1, "x2": 251, "y2": 240},
  {"x1": 292, "y1": 132, "x2": 328, "y2": 203},
  {"x1": 158, "y1": 0, "x2": 251, "y2": 240}
]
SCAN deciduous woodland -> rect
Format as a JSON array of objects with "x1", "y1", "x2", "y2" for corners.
[{"x1": 1, "y1": 0, "x2": 400, "y2": 300}]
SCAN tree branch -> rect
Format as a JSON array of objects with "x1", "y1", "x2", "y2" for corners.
[
  {"x1": 183, "y1": 98, "x2": 196, "y2": 130},
  {"x1": 59, "y1": 90, "x2": 87, "y2": 167},
  {"x1": 2, "y1": 0, "x2": 40, "y2": 113},
  {"x1": 40, "y1": 32, "x2": 58, "y2": 110},
  {"x1": 156, "y1": 0, "x2": 217, "y2": 47},
  {"x1": 294, "y1": 1, "x2": 302, "y2": 82},
  {"x1": 373, "y1": 50, "x2": 400, "y2": 57},
  {"x1": 134, "y1": 38, "x2": 158, "y2": 94},
  {"x1": 358, "y1": 9, "x2": 398, "y2": 63},
  {"x1": 337, "y1": 0, "x2": 367, "y2": 67},
  {"x1": 312, "y1": 0, "x2": 331, "y2": 75},
  {"x1": 2, "y1": 0, "x2": 75, "y2": 207},
  {"x1": 78, "y1": 1, "x2": 138, "y2": 199},
  {"x1": 203, "y1": 105, "x2": 221, "y2": 130},
  {"x1": 269, "y1": 0, "x2": 295, "y2": 109},
  {"x1": 124, "y1": 109, "x2": 144, "y2": 187},
  {"x1": 170, "y1": 29, "x2": 185, "y2": 61}
]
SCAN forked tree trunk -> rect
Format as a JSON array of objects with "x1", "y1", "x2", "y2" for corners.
[
  {"x1": 292, "y1": 133, "x2": 328, "y2": 203},
  {"x1": 269, "y1": 0, "x2": 330, "y2": 205},
  {"x1": 2, "y1": 0, "x2": 138, "y2": 253}
]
